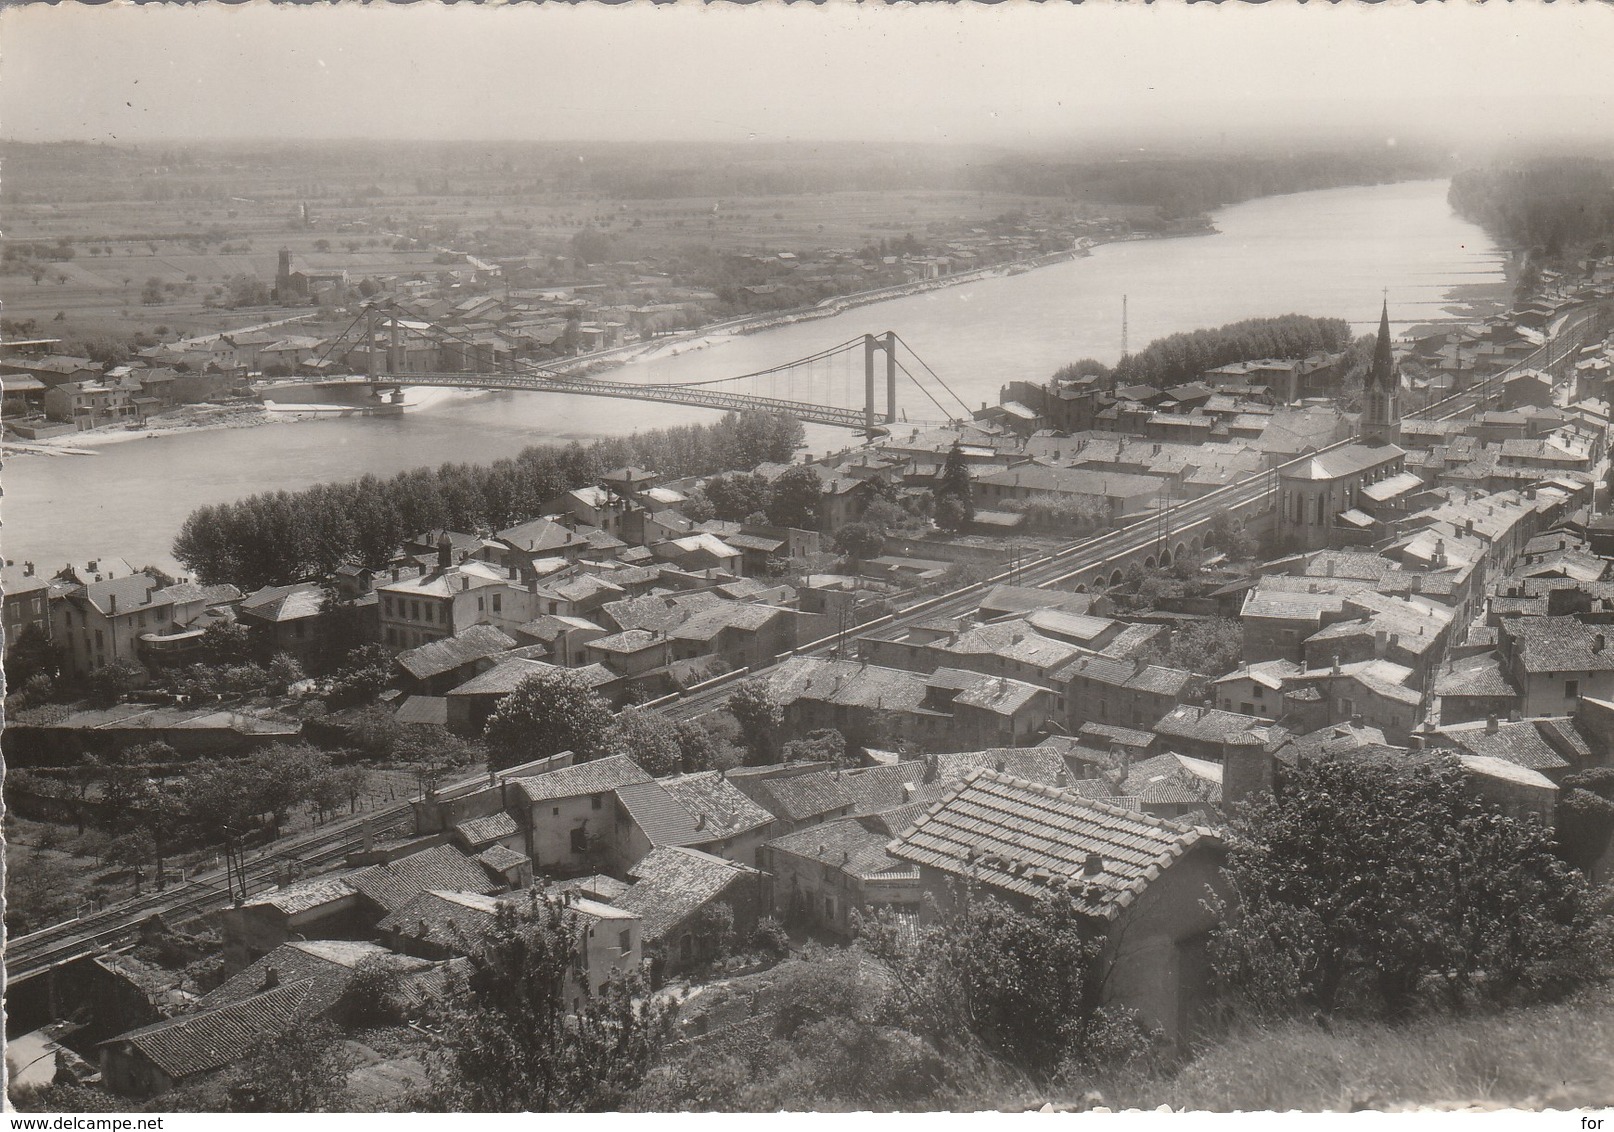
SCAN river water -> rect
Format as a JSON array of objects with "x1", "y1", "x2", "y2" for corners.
[{"x1": 4, "y1": 178, "x2": 1506, "y2": 577}]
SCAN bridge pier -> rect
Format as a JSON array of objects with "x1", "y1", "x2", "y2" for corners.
[{"x1": 864, "y1": 331, "x2": 897, "y2": 431}]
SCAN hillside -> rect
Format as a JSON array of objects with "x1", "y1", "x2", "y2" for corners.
[{"x1": 1063, "y1": 984, "x2": 1614, "y2": 1113}]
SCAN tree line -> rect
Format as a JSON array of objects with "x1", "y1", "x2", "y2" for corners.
[
  {"x1": 173, "y1": 411, "x2": 806, "y2": 589},
  {"x1": 1449, "y1": 159, "x2": 1614, "y2": 259},
  {"x1": 1052, "y1": 314, "x2": 1354, "y2": 392}
]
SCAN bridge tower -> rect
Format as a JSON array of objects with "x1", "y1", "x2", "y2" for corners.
[{"x1": 863, "y1": 331, "x2": 898, "y2": 431}]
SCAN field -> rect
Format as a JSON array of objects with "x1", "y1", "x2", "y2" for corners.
[{"x1": 1, "y1": 140, "x2": 1155, "y2": 347}]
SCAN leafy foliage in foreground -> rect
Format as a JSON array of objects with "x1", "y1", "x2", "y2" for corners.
[
  {"x1": 428, "y1": 891, "x2": 675, "y2": 1112},
  {"x1": 1210, "y1": 753, "x2": 1610, "y2": 1020}
]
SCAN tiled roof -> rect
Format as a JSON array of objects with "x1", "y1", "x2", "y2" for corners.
[
  {"x1": 239, "y1": 582, "x2": 326, "y2": 623},
  {"x1": 454, "y1": 810, "x2": 520, "y2": 848},
  {"x1": 347, "y1": 844, "x2": 500, "y2": 914},
  {"x1": 927, "y1": 747, "x2": 1071, "y2": 789},
  {"x1": 476, "y1": 844, "x2": 530, "y2": 872},
  {"x1": 1509, "y1": 616, "x2": 1614, "y2": 674},
  {"x1": 768, "y1": 815, "x2": 921, "y2": 882},
  {"x1": 1280, "y1": 443, "x2": 1405, "y2": 482},
  {"x1": 375, "y1": 889, "x2": 508, "y2": 951},
  {"x1": 104, "y1": 980, "x2": 321, "y2": 1081},
  {"x1": 887, "y1": 769, "x2": 1218, "y2": 918},
  {"x1": 511, "y1": 753, "x2": 651, "y2": 804},
  {"x1": 767, "y1": 657, "x2": 935, "y2": 716},
  {"x1": 671, "y1": 602, "x2": 784, "y2": 641},
  {"x1": 662, "y1": 772, "x2": 776, "y2": 837},
  {"x1": 446, "y1": 656, "x2": 559, "y2": 698},
  {"x1": 397, "y1": 625, "x2": 517, "y2": 680},
  {"x1": 1458, "y1": 754, "x2": 1558, "y2": 791},
  {"x1": 1434, "y1": 655, "x2": 1516, "y2": 698},
  {"x1": 1075, "y1": 722, "x2": 1156, "y2": 751},
  {"x1": 199, "y1": 940, "x2": 427, "y2": 1011},
  {"x1": 1154, "y1": 704, "x2": 1272, "y2": 745},
  {"x1": 600, "y1": 591, "x2": 725, "y2": 634},
  {"x1": 240, "y1": 874, "x2": 358, "y2": 916},
  {"x1": 587, "y1": 628, "x2": 666, "y2": 654},
  {"x1": 750, "y1": 771, "x2": 856, "y2": 822},
  {"x1": 1437, "y1": 719, "x2": 1571, "y2": 771},
  {"x1": 394, "y1": 695, "x2": 449, "y2": 727},
  {"x1": 1120, "y1": 753, "x2": 1223, "y2": 806},
  {"x1": 616, "y1": 846, "x2": 761, "y2": 942},
  {"x1": 840, "y1": 763, "x2": 926, "y2": 814}
]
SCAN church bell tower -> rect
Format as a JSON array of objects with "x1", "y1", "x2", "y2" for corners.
[{"x1": 1361, "y1": 296, "x2": 1401, "y2": 447}]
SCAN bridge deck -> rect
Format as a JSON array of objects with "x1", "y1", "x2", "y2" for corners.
[{"x1": 373, "y1": 370, "x2": 884, "y2": 430}]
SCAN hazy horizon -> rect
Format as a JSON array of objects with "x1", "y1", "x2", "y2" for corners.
[{"x1": 3, "y1": 2, "x2": 1613, "y2": 153}]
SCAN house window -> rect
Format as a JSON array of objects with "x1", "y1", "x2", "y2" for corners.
[
  {"x1": 824, "y1": 895, "x2": 836, "y2": 921},
  {"x1": 570, "y1": 826, "x2": 589, "y2": 854},
  {"x1": 493, "y1": 593, "x2": 502, "y2": 614},
  {"x1": 386, "y1": 627, "x2": 398, "y2": 646},
  {"x1": 95, "y1": 630, "x2": 104, "y2": 650},
  {"x1": 619, "y1": 930, "x2": 631, "y2": 953},
  {"x1": 591, "y1": 795, "x2": 603, "y2": 811},
  {"x1": 1241, "y1": 702, "x2": 1255, "y2": 715},
  {"x1": 1566, "y1": 679, "x2": 1579, "y2": 699},
  {"x1": 478, "y1": 597, "x2": 485, "y2": 612},
  {"x1": 553, "y1": 806, "x2": 560, "y2": 816}
]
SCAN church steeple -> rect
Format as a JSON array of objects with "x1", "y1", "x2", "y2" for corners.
[{"x1": 1361, "y1": 294, "x2": 1400, "y2": 446}]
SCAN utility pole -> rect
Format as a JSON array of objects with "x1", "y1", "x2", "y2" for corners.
[{"x1": 1121, "y1": 295, "x2": 1129, "y2": 358}]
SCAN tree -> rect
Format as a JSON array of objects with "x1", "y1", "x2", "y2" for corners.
[
  {"x1": 85, "y1": 659, "x2": 144, "y2": 706},
  {"x1": 859, "y1": 886, "x2": 1129, "y2": 1080},
  {"x1": 484, "y1": 669, "x2": 614, "y2": 772},
  {"x1": 834, "y1": 522, "x2": 884, "y2": 564},
  {"x1": 266, "y1": 652, "x2": 306, "y2": 691},
  {"x1": 607, "y1": 707, "x2": 682, "y2": 777},
  {"x1": 781, "y1": 727, "x2": 850, "y2": 767},
  {"x1": 201, "y1": 620, "x2": 255, "y2": 666},
  {"x1": 702, "y1": 472, "x2": 772, "y2": 522},
  {"x1": 1206, "y1": 511, "x2": 1258, "y2": 562},
  {"x1": 1210, "y1": 753, "x2": 1605, "y2": 1020},
  {"x1": 227, "y1": 1023, "x2": 351, "y2": 1112},
  {"x1": 725, "y1": 678, "x2": 784, "y2": 765},
  {"x1": 673, "y1": 718, "x2": 731, "y2": 773},
  {"x1": 4, "y1": 622, "x2": 64, "y2": 687},
  {"x1": 429, "y1": 892, "x2": 675, "y2": 1111},
  {"x1": 141, "y1": 277, "x2": 164, "y2": 306},
  {"x1": 766, "y1": 466, "x2": 824, "y2": 530},
  {"x1": 933, "y1": 440, "x2": 974, "y2": 530},
  {"x1": 1143, "y1": 618, "x2": 1243, "y2": 679},
  {"x1": 326, "y1": 643, "x2": 394, "y2": 709}
]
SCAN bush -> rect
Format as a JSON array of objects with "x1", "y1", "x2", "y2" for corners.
[{"x1": 751, "y1": 916, "x2": 791, "y2": 960}]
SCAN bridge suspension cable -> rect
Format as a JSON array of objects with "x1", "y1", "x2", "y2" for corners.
[{"x1": 893, "y1": 332, "x2": 975, "y2": 419}]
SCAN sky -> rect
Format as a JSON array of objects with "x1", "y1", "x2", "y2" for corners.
[{"x1": 2, "y1": 2, "x2": 1612, "y2": 151}]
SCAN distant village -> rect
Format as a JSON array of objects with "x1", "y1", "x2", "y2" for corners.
[
  {"x1": 6, "y1": 244, "x2": 1614, "y2": 1105},
  {"x1": 0, "y1": 202, "x2": 1163, "y2": 440}
]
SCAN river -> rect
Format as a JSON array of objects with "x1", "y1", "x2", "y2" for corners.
[{"x1": 4, "y1": 178, "x2": 1506, "y2": 577}]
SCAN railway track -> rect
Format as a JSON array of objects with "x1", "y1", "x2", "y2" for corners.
[{"x1": 8, "y1": 300, "x2": 1603, "y2": 983}]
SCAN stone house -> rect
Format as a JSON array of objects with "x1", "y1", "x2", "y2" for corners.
[{"x1": 887, "y1": 768, "x2": 1227, "y2": 1044}]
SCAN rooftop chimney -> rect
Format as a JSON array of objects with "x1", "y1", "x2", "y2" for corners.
[
  {"x1": 437, "y1": 535, "x2": 453, "y2": 570},
  {"x1": 1486, "y1": 713, "x2": 1500, "y2": 735},
  {"x1": 1083, "y1": 852, "x2": 1104, "y2": 877},
  {"x1": 1596, "y1": 633, "x2": 1607, "y2": 654},
  {"x1": 1374, "y1": 629, "x2": 1389, "y2": 656},
  {"x1": 262, "y1": 965, "x2": 280, "y2": 991}
]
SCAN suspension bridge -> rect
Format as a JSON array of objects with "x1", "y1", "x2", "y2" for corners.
[{"x1": 320, "y1": 304, "x2": 976, "y2": 433}]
